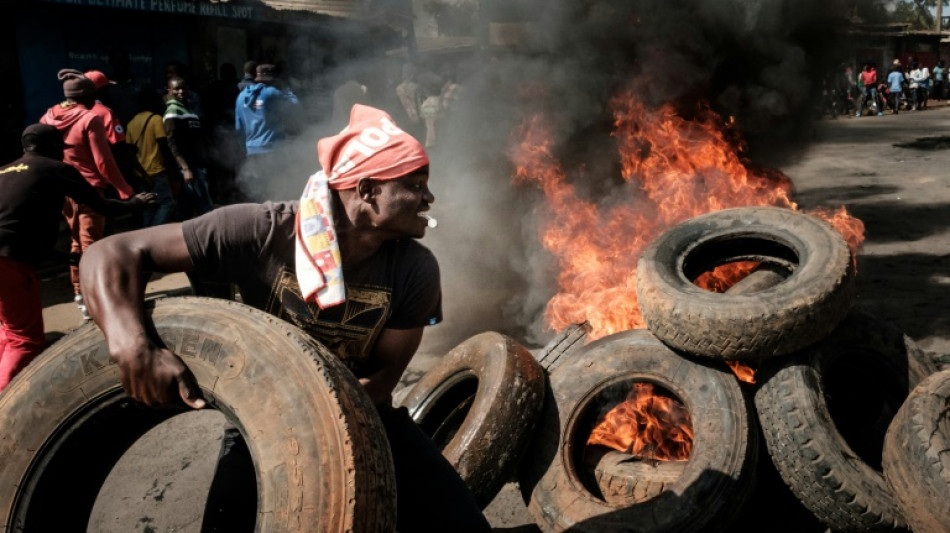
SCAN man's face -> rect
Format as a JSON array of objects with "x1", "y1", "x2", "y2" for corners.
[
  {"x1": 366, "y1": 169, "x2": 434, "y2": 239},
  {"x1": 168, "y1": 80, "x2": 187, "y2": 101}
]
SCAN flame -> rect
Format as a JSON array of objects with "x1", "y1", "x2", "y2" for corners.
[
  {"x1": 510, "y1": 88, "x2": 866, "y2": 340},
  {"x1": 693, "y1": 261, "x2": 761, "y2": 293},
  {"x1": 587, "y1": 383, "x2": 693, "y2": 461},
  {"x1": 725, "y1": 361, "x2": 757, "y2": 384}
]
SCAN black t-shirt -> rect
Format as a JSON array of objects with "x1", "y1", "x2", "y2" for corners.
[
  {"x1": 0, "y1": 153, "x2": 119, "y2": 266},
  {"x1": 182, "y1": 201, "x2": 442, "y2": 376}
]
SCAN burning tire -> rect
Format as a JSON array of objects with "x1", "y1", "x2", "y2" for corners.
[
  {"x1": 754, "y1": 310, "x2": 937, "y2": 532},
  {"x1": 534, "y1": 322, "x2": 590, "y2": 372},
  {"x1": 398, "y1": 331, "x2": 545, "y2": 508},
  {"x1": 519, "y1": 329, "x2": 758, "y2": 533},
  {"x1": 882, "y1": 368, "x2": 950, "y2": 533},
  {"x1": 0, "y1": 297, "x2": 395, "y2": 532},
  {"x1": 636, "y1": 206, "x2": 854, "y2": 361}
]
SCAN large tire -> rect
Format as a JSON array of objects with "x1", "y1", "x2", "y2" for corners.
[
  {"x1": 636, "y1": 206, "x2": 854, "y2": 361},
  {"x1": 0, "y1": 297, "x2": 395, "y2": 533},
  {"x1": 882, "y1": 369, "x2": 950, "y2": 533},
  {"x1": 520, "y1": 329, "x2": 758, "y2": 533},
  {"x1": 398, "y1": 331, "x2": 545, "y2": 508},
  {"x1": 754, "y1": 310, "x2": 937, "y2": 532}
]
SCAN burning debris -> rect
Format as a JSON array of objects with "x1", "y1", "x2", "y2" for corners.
[
  {"x1": 586, "y1": 382, "x2": 693, "y2": 462},
  {"x1": 509, "y1": 92, "x2": 866, "y2": 341}
]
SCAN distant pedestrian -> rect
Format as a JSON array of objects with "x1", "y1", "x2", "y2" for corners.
[
  {"x1": 856, "y1": 63, "x2": 880, "y2": 117},
  {"x1": 235, "y1": 64, "x2": 300, "y2": 199},
  {"x1": 395, "y1": 62, "x2": 424, "y2": 140},
  {"x1": 908, "y1": 61, "x2": 930, "y2": 110},
  {"x1": 419, "y1": 87, "x2": 442, "y2": 149},
  {"x1": 886, "y1": 63, "x2": 904, "y2": 114},
  {"x1": 40, "y1": 69, "x2": 136, "y2": 317},
  {"x1": 0, "y1": 124, "x2": 153, "y2": 389},
  {"x1": 235, "y1": 64, "x2": 299, "y2": 157},
  {"x1": 128, "y1": 90, "x2": 176, "y2": 226},
  {"x1": 86, "y1": 69, "x2": 149, "y2": 193},
  {"x1": 164, "y1": 76, "x2": 213, "y2": 219},
  {"x1": 934, "y1": 60, "x2": 946, "y2": 100}
]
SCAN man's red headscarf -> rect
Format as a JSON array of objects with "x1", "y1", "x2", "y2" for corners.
[
  {"x1": 317, "y1": 104, "x2": 429, "y2": 190},
  {"x1": 297, "y1": 104, "x2": 428, "y2": 308}
]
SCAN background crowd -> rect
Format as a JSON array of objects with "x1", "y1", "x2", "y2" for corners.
[
  {"x1": 0, "y1": 54, "x2": 467, "y2": 393},
  {"x1": 822, "y1": 56, "x2": 947, "y2": 118}
]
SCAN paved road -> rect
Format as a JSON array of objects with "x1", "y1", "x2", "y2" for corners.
[{"x1": 36, "y1": 102, "x2": 950, "y2": 531}]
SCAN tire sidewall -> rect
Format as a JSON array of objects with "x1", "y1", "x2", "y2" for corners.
[
  {"x1": 400, "y1": 331, "x2": 545, "y2": 508},
  {"x1": 521, "y1": 329, "x2": 755, "y2": 532},
  {"x1": 0, "y1": 297, "x2": 395, "y2": 533}
]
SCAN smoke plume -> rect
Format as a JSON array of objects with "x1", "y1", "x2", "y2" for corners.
[{"x1": 238, "y1": 0, "x2": 854, "y2": 353}]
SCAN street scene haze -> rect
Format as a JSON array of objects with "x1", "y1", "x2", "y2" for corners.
[{"x1": 2, "y1": 0, "x2": 950, "y2": 532}]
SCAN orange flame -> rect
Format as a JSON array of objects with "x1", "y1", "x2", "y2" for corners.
[
  {"x1": 510, "y1": 88, "x2": 866, "y2": 340},
  {"x1": 587, "y1": 383, "x2": 693, "y2": 461},
  {"x1": 693, "y1": 261, "x2": 761, "y2": 292},
  {"x1": 725, "y1": 361, "x2": 757, "y2": 384}
]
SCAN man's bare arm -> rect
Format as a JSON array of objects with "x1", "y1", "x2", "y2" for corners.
[
  {"x1": 360, "y1": 327, "x2": 425, "y2": 407},
  {"x1": 80, "y1": 224, "x2": 205, "y2": 408}
]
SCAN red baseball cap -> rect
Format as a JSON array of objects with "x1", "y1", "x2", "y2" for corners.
[{"x1": 84, "y1": 70, "x2": 115, "y2": 89}]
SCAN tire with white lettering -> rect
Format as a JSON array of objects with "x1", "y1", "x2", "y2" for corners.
[
  {"x1": 0, "y1": 297, "x2": 395, "y2": 532},
  {"x1": 636, "y1": 206, "x2": 855, "y2": 361},
  {"x1": 882, "y1": 368, "x2": 950, "y2": 533},
  {"x1": 754, "y1": 310, "x2": 937, "y2": 532},
  {"x1": 519, "y1": 329, "x2": 758, "y2": 533},
  {"x1": 399, "y1": 331, "x2": 545, "y2": 508}
]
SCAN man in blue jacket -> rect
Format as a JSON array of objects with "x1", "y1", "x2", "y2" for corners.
[{"x1": 234, "y1": 64, "x2": 299, "y2": 199}]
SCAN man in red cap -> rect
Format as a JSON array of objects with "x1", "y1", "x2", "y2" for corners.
[
  {"x1": 79, "y1": 104, "x2": 489, "y2": 531},
  {"x1": 85, "y1": 69, "x2": 149, "y2": 195}
]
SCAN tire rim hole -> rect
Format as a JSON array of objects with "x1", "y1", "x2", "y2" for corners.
[
  {"x1": 416, "y1": 376, "x2": 479, "y2": 450},
  {"x1": 574, "y1": 380, "x2": 693, "y2": 504},
  {"x1": 683, "y1": 235, "x2": 799, "y2": 291},
  {"x1": 16, "y1": 396, "x2": 258, "y2": 531}
]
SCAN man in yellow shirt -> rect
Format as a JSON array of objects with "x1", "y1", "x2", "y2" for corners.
[{"x1": 126, "y1": 90, "x2": 176, "y2": 226}]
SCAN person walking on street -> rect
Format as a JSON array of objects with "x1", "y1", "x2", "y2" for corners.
[
  {"x1": 856, "y1": 63, "x2": 881, "y2": 117},
  {"x1": 128, "y1": 90, "x2": 176, "y2": 226},
  {"x1": 235, "y1": 63, "x2": 300, "y2": 198},
  {"x1": 40, "y1": 69, "x2": 137, "y2": 319},
  {"x1": 886, "y1": 62, "x2": 904, "y2": 114},
  {"x1": 908, "y1": 60, "x2": 930, "y2": 110},
  {"x1": 395, "y1": 62, "x2": 424, "y2": 141},
  {"x1": 86, "y1": 69, "x2": 149, "y2": 194},
  {"x1": 0, "y1": 124, "x2": 153, "y2": 391},
  {"x1": 934, "y1": 60, "x2": 946, "y2": 101},
  {"x1": 164, "y1": 76, "x2": 213, "y2": 220},
  {"x1": 80, "y1": 104, "x2": 491, "y2": 532}
]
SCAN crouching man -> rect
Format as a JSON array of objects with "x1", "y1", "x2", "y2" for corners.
[
  {"x1": 0, "y1": 124, "x2": 153, "y2": 391},
  {"x1": 80, "y1": 105, "x2": 489, "y2": 532}
]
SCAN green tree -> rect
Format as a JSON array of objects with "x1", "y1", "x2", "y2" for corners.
[{"x1": 889, "y1": 0, "x2": 948, "y2": 29}]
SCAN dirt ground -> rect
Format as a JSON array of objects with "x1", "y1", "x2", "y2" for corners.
[{"x1": 36, "y1": 103, "x2": 950, "y2": 531}]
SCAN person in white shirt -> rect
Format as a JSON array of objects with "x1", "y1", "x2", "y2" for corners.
[{"x1": 908, "y1": 60, "x2": 930, "y2": 110}]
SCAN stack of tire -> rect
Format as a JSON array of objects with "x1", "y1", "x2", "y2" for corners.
[{"x1": 403, "y1": 206, "x2": 947, "y2": 533}]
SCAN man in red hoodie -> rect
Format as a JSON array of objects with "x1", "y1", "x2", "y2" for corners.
[{"x1": 40, "y1": 69, "x2": 135, "y2": 319}]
